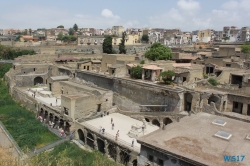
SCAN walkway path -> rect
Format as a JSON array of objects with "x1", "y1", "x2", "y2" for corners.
[
  {"x1": 0, "y1": 123, "x2": 20, "y2": 159},
  {"x1": 27, "y1": 138, "x2": 68, "y2": 158}
]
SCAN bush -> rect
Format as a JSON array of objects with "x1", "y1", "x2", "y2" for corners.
[
  {"x1": 208, "y1": 78, "x2": 219, "y2": 86},
  {"x1": 140, "y1": 60, "x2": 145, "y2": 64},
  {"x1": 131, "y1": 65, "x2": 142, "y2": 79},
  {"x1": 159, "y1": 70, "x2": 175, "y2": 84},
  {"x1": 145, "y1": 42, "x2": 172, "y2": 61}
]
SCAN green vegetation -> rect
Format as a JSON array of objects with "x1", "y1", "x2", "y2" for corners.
[
  {"x1": 0, "y1": 45, "x2": 36, "y2": 60},
  {"x1": 0, "y1": 79, "x2": 58, "y2": 152},
  {"x1": 69, "y1": 28, "x2": 75, "y2": 36},
  {"x1": 57, "y1": 25, "x2": 64, "y2": 28},
  {"x1": 57, "y1": 33, "x2": 77, "y2": 42},
  {"x1": 103, "y1": 36, "x2": 113, "y2": 54},
  {"x1": 159, "y1": 70, "x2": 175, "y2": 85},
  {"x1": 203, "y1": 72, "x2": 208, "y2": 78},
  {"x1": 79, "y1": 58, "x2": 91, "y2": 61},
  {"x1": 141, "y1": 34, "x2": 149, "y2": 43},
  {"x1": 0, "y1": 63, "x2": 12, "y2": 78},
  {"x1": 145, "y1": 42, "x2": 172, "y2": 61},
  {"x1": 119, "y1": 31, "x2": 126, "y2": 54},
  {"x1": 240, "y1": 44, "x2": 250, "y2": 54},
  {"x1": 140, "y1": 60, "x2": 145, "y2": 64},
  {"x1": 199, "y1": 46, "x2": 202, "y2": 49},
  {"x1": 73, "y1": 23, "x2": 78, "y2": 32},
  {"x1": 30, "y1": 142, "x2": 118, "y2": 166},
  {"x1": 131, "y1": 65, "x2": 142, "y2": 79},
  {"x1": 208, "y1": 78, "x2": 219, "y2": 86}
]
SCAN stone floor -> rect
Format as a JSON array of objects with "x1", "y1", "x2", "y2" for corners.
[
  {"x1": 24, "y1": 87, "x2": 61, "y2": 107},
  {"x1": 83, "y1": 113, "x2": 159, "y2": 149}
]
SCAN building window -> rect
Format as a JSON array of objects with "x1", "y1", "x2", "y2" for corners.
[
  {"x1": 158, "y1": 158, "x2": 164, "y2": 166},
  {"x1": 64, "y1": 107, "x2": 69, "y2": 115},
  {"x1": 148, "y1": 155, "x2": 153, "y2": 162},
  {"x1": 234, "y1": 102, "x2": 238, "y2": 109},
  {"x1": 226, "y1": 64, "x2": 231, "y2": 67}
]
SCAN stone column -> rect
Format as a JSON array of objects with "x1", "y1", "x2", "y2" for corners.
[
  {"x1": 84, "y1": 129, "x2": 88, "y2": 145},
  {"x1": 93, "y1": 134, "x2": 98, "y2": 150},
  {"x1": 142, "y1": 69, "x2": 145, "y2": 80},
  {"x1": 151, "y1": 70, "x2": 156, "y2": 81},
  {"x1": 242, "y1": 103, "x2": 248, "y2": 115},
  {"x1": 104, "y1": 140, "x2": 109, "y2": 157},
  {"x1": 116, "y1": 146, "x2": 121, "y2": 163}
]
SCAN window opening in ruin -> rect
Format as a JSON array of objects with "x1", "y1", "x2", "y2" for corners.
[
  {"x1": 214, "y1": 131, "x2": 232, "y2": 140},
  {"x1": 97, "y1": 104, "x2": 101, "y2": 112},
  {"x1": 171, "y1": 159, "x2": 177, "y2": 164},
  {"x1": 234, "y1": 102, "x2": 238, "y2": 109},
  {"x1": 87, "y1": 66, "x2": 89, "y2": 70},
  {"x1": 106, "y1": 99, "x2": 108, "y2": 101},
  {"x1": 64, "y1": 107, "x2": 69, "y2": 115},
  {"x1": 84, "y1": 66, "x2": 86, "y2": 69},
  {"x1": 183, "y1": 77, "x2": 186, "y2": 82},
  {"x1": 226, "y1": 64, "x2": 231, "y2": 67},
  {"x1": 112, "y1": 70, "x2": 115, "y2": 74},
  {"x1": 148, "y1": 155, "x2": 153, "y2": 162},
  {"x1": 158, "y1": 158, "x2": 164, "y2": 166},
  {"x1": 34, "y1": 68, "x2": 36, "y2": 71},
  {"x1": 231, "y1": 75, "x2": 243, "y2": 88}
]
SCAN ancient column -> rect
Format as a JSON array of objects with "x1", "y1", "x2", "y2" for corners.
[
  {"x1": 116, "y1": 146, "x2": 121, "y2": 163},
  {"x1": 242, "y1": 103, "x2": 248, "y2": 115},
  {"x1": 93, "y1": 134, "x2": 98, "y2": 150},
  {"x1": 104, "y1": 140, "x2": 109, "y2": 157},
  {"x1": 84, "y1": 129, "x2": 88, "y2": 145}
]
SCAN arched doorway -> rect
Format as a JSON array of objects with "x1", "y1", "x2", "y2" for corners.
[
  {"x1": 77, "y1": 129, "x2": 85, "y2": 143},
  {"x1": 120, "y1": 150, "x2": 130, "y2": 165},
  {"x1": 54, "y1": 116, "x2": 59, "y2": 127},
  {"x1": 163, "y1": 117, "x2": 172, "y2": 125},
  {"x1": 152, "y1": 119, "x2": 160, "y2": 127},
  {"x1": 108, "y1": 144, "x2": 117, "y2": 161},
  {"x1": 97, "y1": 139, "x2": 105, "y2": 153},
  {"x1": 65, "y1": 122, "x2": 70, "y2": 133},
  {"x1": 184, "y1": 93, "x2": 193, "y2": 111},
  {"x1": 208, "y1": 95, "x2": 220, "y2": 110},
  {"x1": 49, "y1": 113, "x2": 53, "y2": 121},
  {"x1": 87, "y1": 133, "x2": 94, "y2": 149},
  {"x1": 59, "y1": 119, "x2": 64, "y2": 129},
  {"x1": 34, "y1": 76, "x2": 43, "y2": 85},
  {"x1": 44, "y1": 111, "x2": 48, "y2": 120},
  {"x1": 40, "y1": 108, "x2": 44, "y2": 118},
  {"x1": 132, "y1": 159, "x2": 137, "y2": 166}
]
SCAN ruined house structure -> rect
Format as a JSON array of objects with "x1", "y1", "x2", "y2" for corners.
[{"x1": 4, "y1": 42, "x2": 250, "y2": 166}]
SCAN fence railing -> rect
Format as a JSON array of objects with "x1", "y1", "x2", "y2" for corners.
[
  {"x1": 80, "y1": 122, "x2": 140, "y2": 153},
  {"x1": 0, "y1": 121, "x2": 24, "y2": 157}
]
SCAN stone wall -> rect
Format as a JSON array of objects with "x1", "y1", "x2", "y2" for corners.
[{"x1": 76, "y1": 71, "x2": 183, "y2": 112}]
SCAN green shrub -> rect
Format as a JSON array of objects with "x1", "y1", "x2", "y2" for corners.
[
  {"x1": 208, "y1": 78, "x2": 219, "y2": 86},
  {"x1": 131, "y1": 65, "x2": 142, "y2": 79},
  {"x1": 159, "y1": 70, "x2": 175, "y2": 85},
  {"x1": 140, "y1": 60, "x2": 145, "y2": 64}
]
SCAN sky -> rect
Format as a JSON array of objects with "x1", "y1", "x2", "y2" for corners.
[{"x1": 0, "y1": 0, "x2": 250, "y2": 31}]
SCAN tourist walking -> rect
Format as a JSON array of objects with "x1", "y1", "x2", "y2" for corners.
[
  {"x1": 117, "y1": 130, "x2": 119, "y2": 137},
  {"x1": 111, "y1": 118, "x2": 113, "y2": 124},
  {"x1": 99, "y1": 126, "x2": 102, "y2": 132},
  {"x1": 132, "y1": 139, "x2": 134, "y2": 147},
  {"x1": 102, "y1": 128, "x2": 105, "y2": 134},
  {"x1": 112, "y1": 123, "x2": 114, "y2": 130}
]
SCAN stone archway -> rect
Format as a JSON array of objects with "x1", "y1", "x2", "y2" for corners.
[
  {"x1": 120, "y1": 150, "x2": 130, "y2": 165},
  {"x1": 87, "y1": 133, "x2": 94, "y2": 149},
  {"x1": 184, "y1": 93, "x2": 193, "y2": 111},
  {"x1": 44, "y1": 111, "x2": 48, "y2": 120},
  {"x1": 34, "y1": 76, "x2": 43, "y2": 85},
  {"x1": 208, "y1": 95, "x2": 221, "y2": 110},
  {"x1": 59, "y1": 119, "x2": 64, "y2": 129},
  {"x1": 163, "y1": 117, "x2": 173, "y2": 125},
  {"x1": 65, "y1": 122, "x2": 71, "y2": 133},
  {"x1": 49, "y1": 113, "x2": 53, "y2": 121},
  {"x1": 97, "y1": 139, "x2": 105, "y2": 153},
  {"x1": 132, "y1": 159, "x2": 138, "y2": 166},
  {"x1": 145, "y1": 118, "x2": 150, "y2": 122},
  {"x1": 108, "y1": 144, "x2": 117, "y2": 161},
  {"x1": 77, "y1": 129, "x2": 85, "y2": 143},
  {"x1": 152, "y1": 119, "x2": 160, "y2": 127}
]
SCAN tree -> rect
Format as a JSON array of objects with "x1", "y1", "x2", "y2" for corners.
[
  {"x1": 119, "y1": 32, "x2": 126, "y2": 54},
  {"x1": 131, "y1": 65, "x2": 142, "y2": 79},
  {"x1": 73, "y1": 24, "x2": 78, "y2": 32},
  {"x1": 102, "y1": 36, "x2": 113, "y2": 54},
  {"x1": 145, "y1": 42, "x2": 172, "y2": 61},
  {"x1": 240, "y1": 44, "x2": 250, "y2": 54},
  {"x1": 57, "y1": 32, "x2": 63, "y2": 40},
  {"x1": 24, "y1": 29, "x2": 28, "y2": 35},
  {"x1": 159, "y1": 70, "x2": 175, "y2": 85},
  {"x1": 141, "y1": 34, "x2": 149, "y2": 43},
  {"x1": 57, "y1": 25, "x2": 64, "y2": 28},
  {"x1": 69, "y1": 28, "x2": 74, "y2": 35},
  {"x1": 28, "y1": 28, "x2": 32, "y2": 35}
]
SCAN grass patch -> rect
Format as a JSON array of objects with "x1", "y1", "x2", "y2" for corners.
[
  {"x1": 0, "y1": 80, "x2": 58, "y2": 152},
  {"x1": 31, "y1": 142, "x2": 118, "y2": 166}
]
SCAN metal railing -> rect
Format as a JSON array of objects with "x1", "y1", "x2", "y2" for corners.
[
  {"x1": 80, "y1": 122, "x2": 140, "y2": 153},
  {"x1": 0, "y1": 121, "x2": 24, "y2": 156}
]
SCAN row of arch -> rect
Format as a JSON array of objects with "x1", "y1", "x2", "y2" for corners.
[
  {"x1": 40, "y1": 108, "x2": 71, "y2": 133},
  {"x1": 77, "y1": 129, "x2": 137, "y2": 165},
  {"x1": 144, "y1": 117, "x2": 173, "y2": 127}
]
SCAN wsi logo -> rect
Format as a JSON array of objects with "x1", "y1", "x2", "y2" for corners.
[{"x1": 224, "y1": 155, "x2": 245, "y2": 162}]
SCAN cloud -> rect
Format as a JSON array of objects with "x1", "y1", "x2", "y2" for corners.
[
  {"x1": 101, "y1": 9, "x2": 120, "y2": 19},
  {"x1": 177, "y1": 0, "x2": 200, "y2": 11}
]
